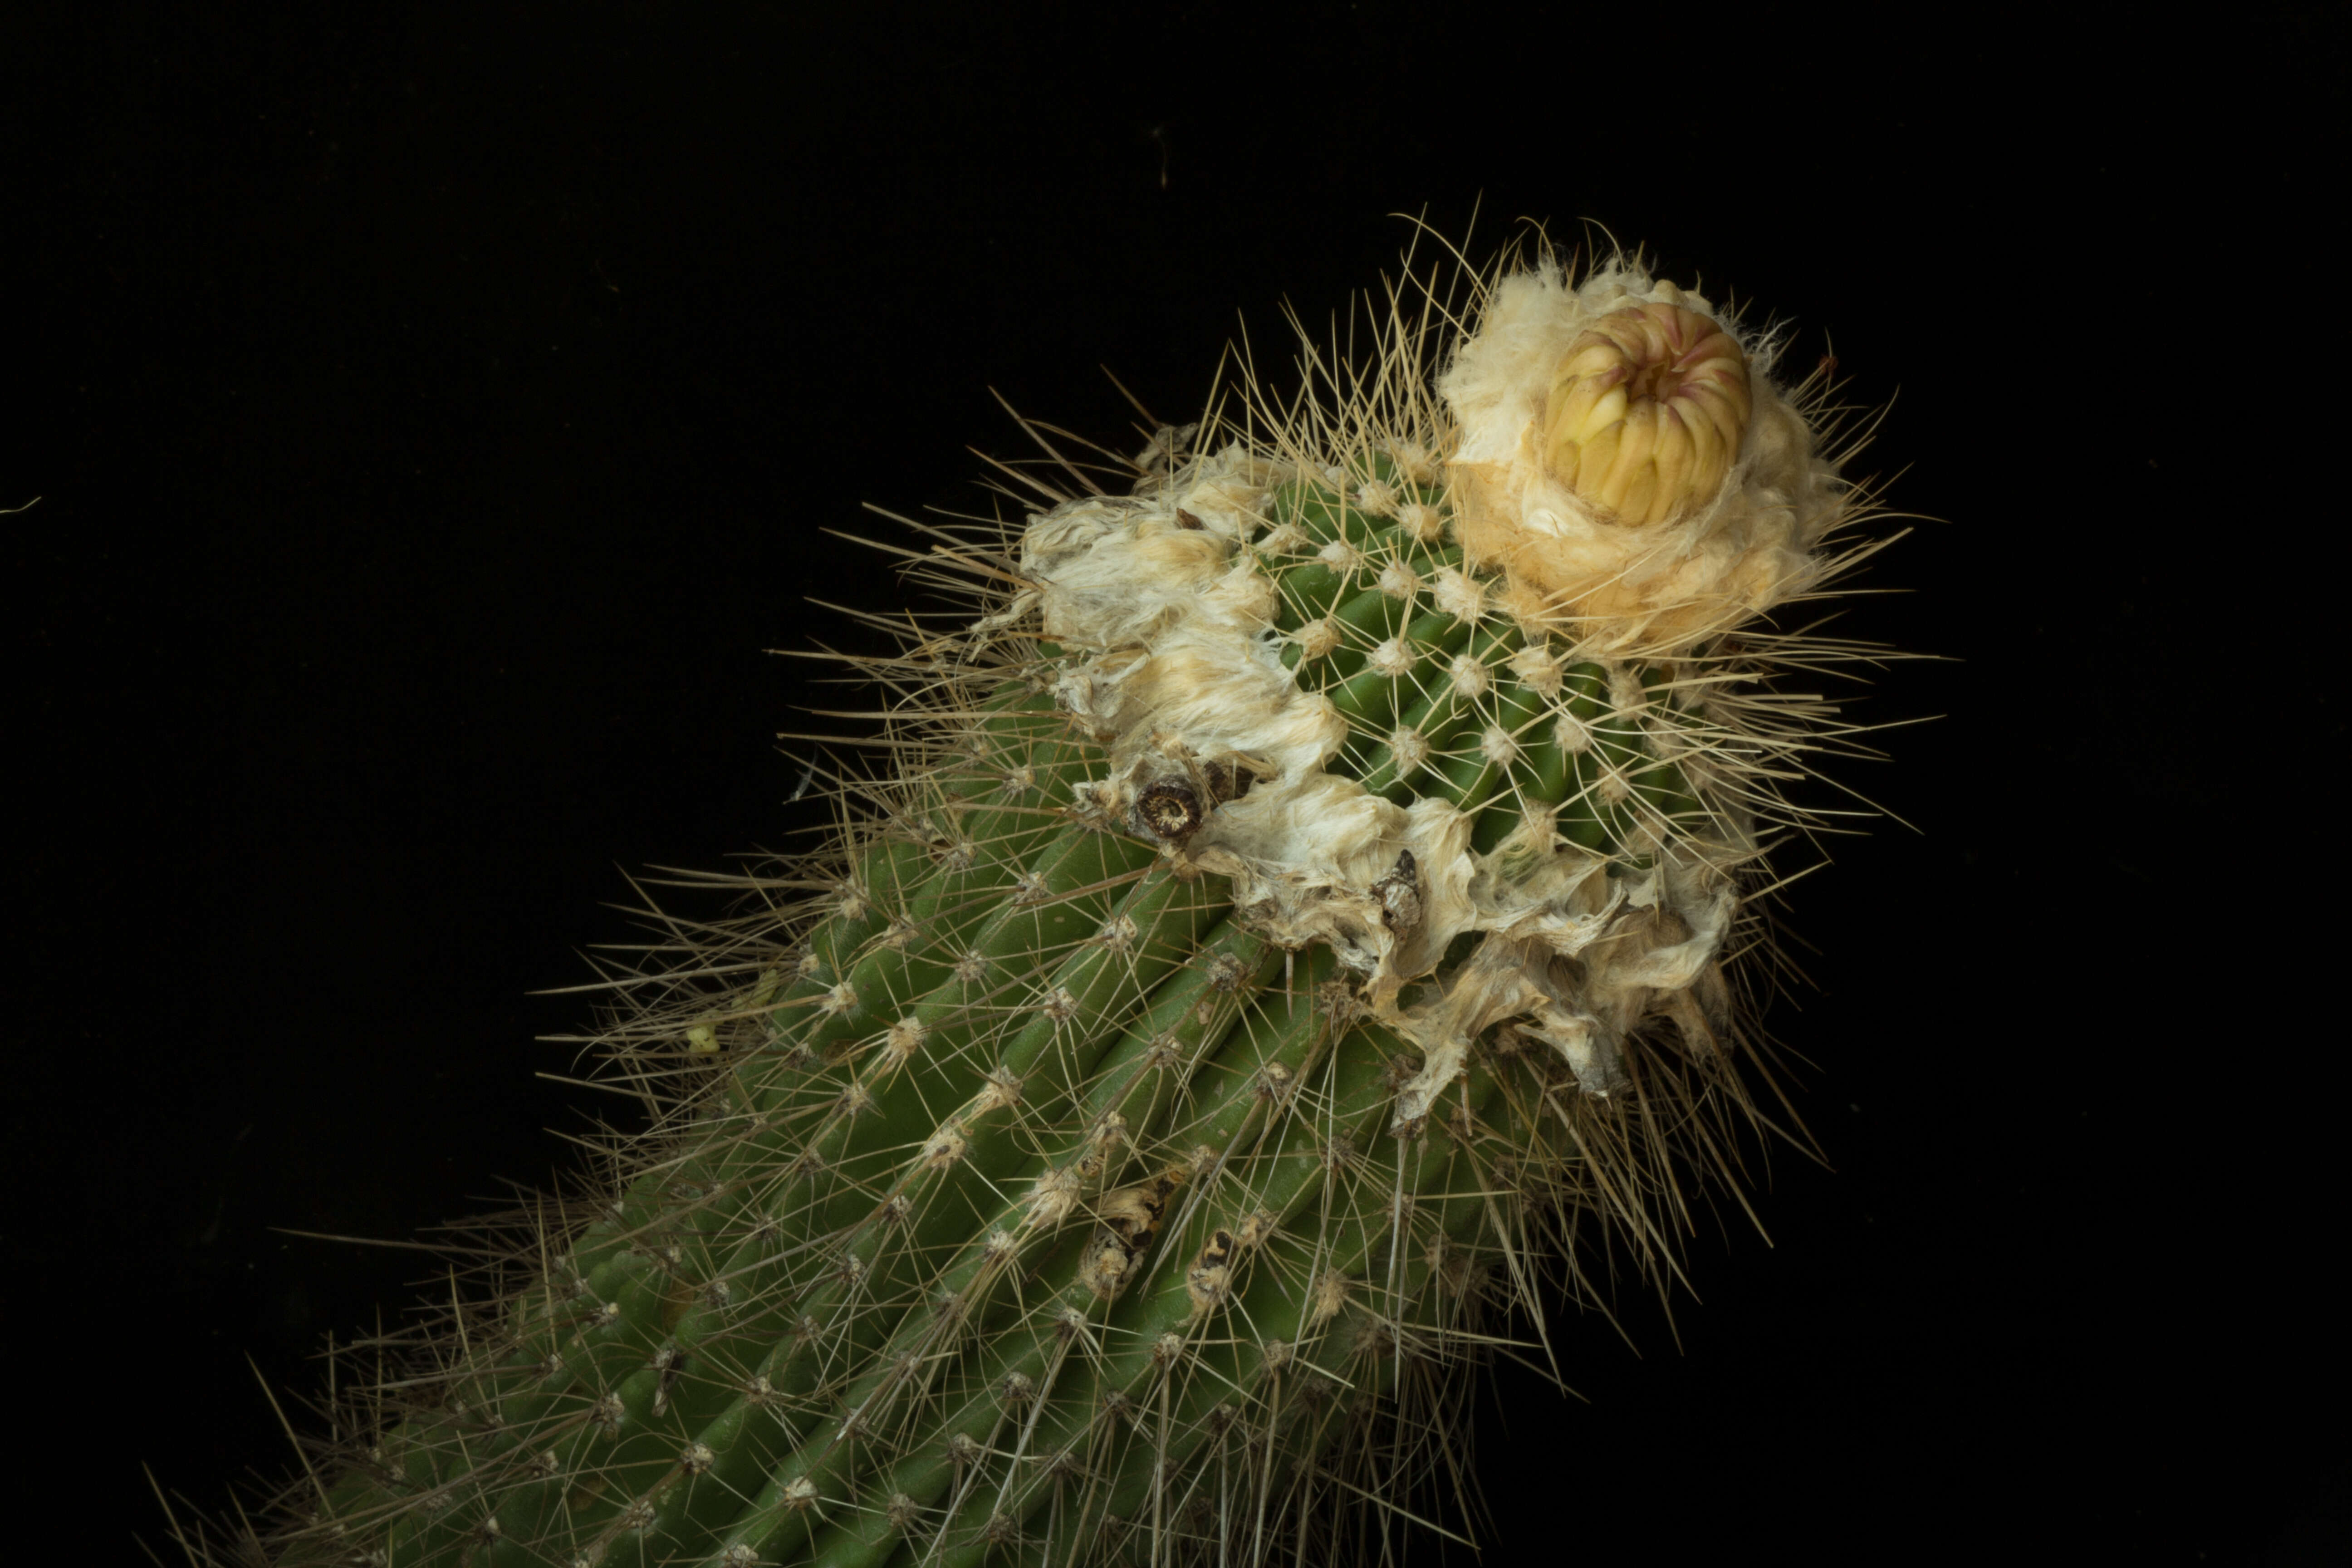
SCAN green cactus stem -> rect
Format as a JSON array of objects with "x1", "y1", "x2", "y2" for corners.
[{"x1": 211, "y1": 236, "x2": 1894, "y2": 1568}]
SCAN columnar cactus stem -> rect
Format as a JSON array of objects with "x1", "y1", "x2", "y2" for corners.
[{"x1": 208, "y1": 232, "x2": 1897, "y2": 1567}]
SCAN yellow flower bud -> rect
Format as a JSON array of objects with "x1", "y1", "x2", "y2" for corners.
[{"x1": 1538, "y1": 301, "x2": 1751, "y2": 526}]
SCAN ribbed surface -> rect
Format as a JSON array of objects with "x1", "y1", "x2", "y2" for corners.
[{"x1": 277, "y1": 467, "x2": 1750, "y2": 1567}]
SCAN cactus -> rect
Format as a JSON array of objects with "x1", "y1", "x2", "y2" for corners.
[{"x1": 199, "y1": 231, "x2": 1895, "y2": 1567}]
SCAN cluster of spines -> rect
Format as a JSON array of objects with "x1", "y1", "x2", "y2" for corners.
[{"x1": 1258, "y1": 453, "x2": 1714, "y2": 867}]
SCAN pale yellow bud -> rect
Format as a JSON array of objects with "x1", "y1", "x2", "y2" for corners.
[{"x1": 1539, "y1": 300, "x2": 1751, "y2": 527}]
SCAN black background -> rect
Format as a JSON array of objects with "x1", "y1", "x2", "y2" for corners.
[{"x1": 8, "y1": 5, "x2": 2346, "y2": 1564}]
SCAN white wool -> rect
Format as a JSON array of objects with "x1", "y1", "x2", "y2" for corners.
[
  {"x1": 1447, "y1": 652, "x2": 1490, "y2": 700},
  {"x1": 1507, "y1": 642, "x2": 1563, "y2": 696},
  {"x1": 1432, "y1": 567, "x2": 1485, "y2": 622},
  {"x1": 1018, "y1": 446, "x2": 1748, "y2": 1125},
  {"x1": 1317, "y1": 537, "x2": 1365, "y2": 577},
  {"x1": 1388, "y1": 725, "x2": 1431, "y2": 777}
]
